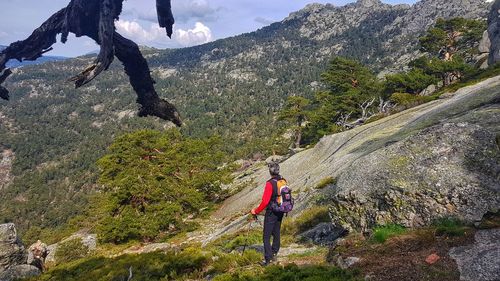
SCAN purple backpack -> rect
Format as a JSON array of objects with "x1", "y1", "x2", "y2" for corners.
[{"x1": 269, "y1": 178, "x2": 294, "y2": 214}]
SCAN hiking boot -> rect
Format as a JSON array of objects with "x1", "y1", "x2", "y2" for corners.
[
  {"x1": 271, "y1": 253, "x2": 278, "y2": 262},
  {"x1": 259, "y1": 260, "x2": 271, "y2": 267}
]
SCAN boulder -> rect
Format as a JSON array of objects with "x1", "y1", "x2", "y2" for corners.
[
  {"x1": 0, "y1": 265, "x2": 40, "y2": 281},
  {"x1": 45, "y1": 233, "x2": 96, "y2": 263},
  {"x1": 329, "y1": 122, "x2": 500, "y2": 232},
  {"x1": 449, "y1": 228, "x2": 500, "y2": 281},
  {"x1": 0, "y1": 224, "x2": 26, "y2": 273},
  {"x1": 488, "y1": 0, "x2": 500, "y2": 65},
  {"x1": 419, "y1": 84, "x2": 436, "y2": 96},
  {"x1": 478, "y1": 30, "x2": 491, "y2": 54},
  {"x1": 298, "y1": 223, "x2": 347, "y2": 246}
]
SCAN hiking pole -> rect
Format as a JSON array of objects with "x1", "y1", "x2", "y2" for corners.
[{"x1": 242, "y1": 214, "x2": 259, "y2": 254}]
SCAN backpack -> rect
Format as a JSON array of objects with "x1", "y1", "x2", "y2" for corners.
[{"x1": 268, "y1": 177, "x2": 294, "y2": 214}]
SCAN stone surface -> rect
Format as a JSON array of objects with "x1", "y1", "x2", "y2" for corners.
[
  {"x1": 0, "y1": 224, "x2": 26, "y2": 274},
  {"x1": 488, "y1": 0, "x2": 500, "y2": 65},
  {"x1": 0, "y1": 265, "x2": 40, "y2": 281},
  {"x1": 298, "y1": 223, "x2": 347, "y2": 246},
  {"x1": 336, "y1": 256, "x2": 361, "y2": 269},
  {"x1": 330, "y1": 122, "x2": 500, "y2": 232},
  {"x1": 419, "y1": 84, "x2": 436, "y2": 96},
  {"x1": 449, "y1": 228, "x2": 500, "y2": 281},
  {"x1": 479, "y1": 30, "x2": 491, "y2": 53}
]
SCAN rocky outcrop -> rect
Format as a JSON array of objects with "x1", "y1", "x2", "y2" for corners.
[
  {"x1": 0, "y1": 224, "x2": 26, "y2": 273},
  {"x1": 298, "y1": 223, "x2": 347, "y2": 246},
  {"x1": 0, "y1": 149, "x2": 13, "y2": 191},
  {"x1": 0, "y1": 265, "x2": 40, "y2": 281},
  {"x1": 330, "y1": 122, "x2": 500, "y2": 232},
  {"x1": 488, "y1": 0, "x2": 500, "y2": 65},
  {"x1": 449, "y1": 228, "x2": 500, "y2": 281}
]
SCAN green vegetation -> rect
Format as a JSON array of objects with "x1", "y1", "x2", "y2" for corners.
[
  {"x1": 433, "y1": 218, "x2": 469, "y2": 237},
  {"x1": 384, "y1": 69, "x2": 439, "y2": 95},
  {"x1": 214, "y1": 264, "x2": 361, "y2": 281},
  {"x1": 371, "y1": 224, "x2": 406, "y2": 243},
  {"x1": 315, "y1": 177, "x2": 336, "y2": 189},
  {"x1": 54, "y1": 239, "x2": 91, "y2": 265},
  {"x1": 30, "y1": 248, "x2": 209, "y2": 281},
  {"x1": 278, "y1": 96, "x2": 311, "y2": 149},
  {"x1": 301, "y1": 57, "x2": 383, "y2": 144},
  {"x1": 283, "y1": 206, "x2": 331, "y2": 235},
  {"x1": 419, "y1": 18, "x2": 486, "y2": 60},
  {"x1": 92, "y1": 129, "x2": 232, "y2": 243}
]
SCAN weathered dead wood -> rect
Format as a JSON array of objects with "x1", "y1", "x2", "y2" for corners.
[{"x1": 0, "y1": 0, "x2": 181, "y2": 126}]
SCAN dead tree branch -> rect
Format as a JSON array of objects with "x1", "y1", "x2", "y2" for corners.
[{"x1": 0, "y1": 0, "x2": 181, "y2": 126}]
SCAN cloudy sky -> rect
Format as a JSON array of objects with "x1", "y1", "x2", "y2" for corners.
[{"x1": 0, "y1": 0, "x2": 416, "y2": 57}]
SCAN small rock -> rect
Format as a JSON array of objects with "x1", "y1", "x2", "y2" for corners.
[
  {"x1": 425, "y1": 253, "x2": 440, "y2": 264},
  {"x1": 337, "y1": 256, "x2": 360, "y2": 269},
  {"x1": 0, "y1": 265, "x2": 40, "y2": 281},
  {"x1": 298, "y1": 223, "x2": 347, "y2": 246},
  {"x1": 478, "y1": 30, "x2": 491, "y2": 53},
  {"x1": 420, "y1": 84, "x2": 437, "y2": 96}
]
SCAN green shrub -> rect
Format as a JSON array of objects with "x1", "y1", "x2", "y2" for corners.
[
  {"x1": 433, "y1": 218, "x2": 468, "y2": 237},
  {"x1": 371, "y1": 224, "x2": 406, "y2": 243},
  {"x1": 211, "y1": 250, "x2": 262, "y2": 274},
  {"x1": 315, "y1": 177, "x2": 336, "y2": 189},
  {"x1": 224, "y1": 231, "x2": 261, "y2": 251},
  {"x1": 54, "y1": 238, "x2": 90, "y2": 265},
  {"x1": 389, "y1": 93, "x2": 431, "y2": 109},
  {"x1": 93, "y1": 129, "x2": 233, "y2": 244}
]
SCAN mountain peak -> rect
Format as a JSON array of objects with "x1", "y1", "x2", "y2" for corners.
[{"x1": 355, "y1": 0, "x2": 383, "y2": 7}]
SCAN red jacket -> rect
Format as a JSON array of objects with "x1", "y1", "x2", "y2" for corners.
[{"x1": 254, "y1": 181, "x2": 273, "y2": 214}]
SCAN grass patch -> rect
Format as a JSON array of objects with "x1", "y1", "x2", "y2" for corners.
[
  {"x1": 210, "y1": 249, "x2": 262, "y2": 274},
  {"x1": 315, "y1": 177, "x2": 336, "y2": 189},
  {"x1": 433, "y1": 218, "x2": 469, "y2": 237},
  {"x1": 371, "y1": 224, "x2": 406, "y2": 243},
  {"x1": 54, "y1": 238, "x2": 91, "y2": 265},
  {"x1": 30, "y1": 247, "x2": 209, "y2": 281},
  {"x1": 213, "y1": 264, "x2": 361, "y2": 281},
  {"x1": 282, "y1": 206, "x2": 330, "y2": 236}
]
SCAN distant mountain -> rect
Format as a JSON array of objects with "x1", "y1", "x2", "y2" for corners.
[
  {"x1": 1, "y1": 45, "x2": 68, "y2": 68},
  {"x1": 0, "y1": 0, "x2": 492, "y2": 234}
]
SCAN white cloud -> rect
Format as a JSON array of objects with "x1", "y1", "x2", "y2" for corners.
[
  {"x1": 115, "y1": 20, "x2": 166, "y2": 43},
  {"x1": 115, "y1": 20, "x2": 212, "y2": 48},
  {"x1": 174, "y1": 22, "x2": 213, "y2": 47}
]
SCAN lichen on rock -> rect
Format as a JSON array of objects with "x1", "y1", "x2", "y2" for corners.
[{"x1": 329, "y1": 122, "x2": 500, "y2": 232}]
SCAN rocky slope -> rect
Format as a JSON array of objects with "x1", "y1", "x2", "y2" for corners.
[
  {"x1": 488, "y1": 0, "x2": 500, "y2": 64},
  {"x1": 199, "y1": 74, "x2": 500, "y2": 243}
]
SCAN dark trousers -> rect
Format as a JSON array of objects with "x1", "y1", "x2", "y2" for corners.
[{"x1": 263, "y1": 210, "x2": 284, "y2": 261}]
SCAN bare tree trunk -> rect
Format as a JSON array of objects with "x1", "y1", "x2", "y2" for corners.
[{"x1": 0, "y1": 0, "x2": 181, "y2": 125}]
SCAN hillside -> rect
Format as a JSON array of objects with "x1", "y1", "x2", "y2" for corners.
[
  {"x1": 0, "y1": 0, "x2": 492, "y2": 235},
  {"x1": 187, "y1": 74, "x2": 500, "y2": 244},
  {"x1": 0, "y1": 45, "x2": 67, "y2": 68}
]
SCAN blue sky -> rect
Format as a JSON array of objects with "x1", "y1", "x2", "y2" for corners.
[{"x1": 0, "y1": 0, "x2": 417, "y2": 57}]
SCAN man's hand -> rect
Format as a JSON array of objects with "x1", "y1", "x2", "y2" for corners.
[{"x1": 251, "y1": 208, "x2": 257, "y2": 215}]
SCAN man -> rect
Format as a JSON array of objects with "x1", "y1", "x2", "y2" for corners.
[{"x1": 251, "y1": 161, "x2": 285, "y2": 266}]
